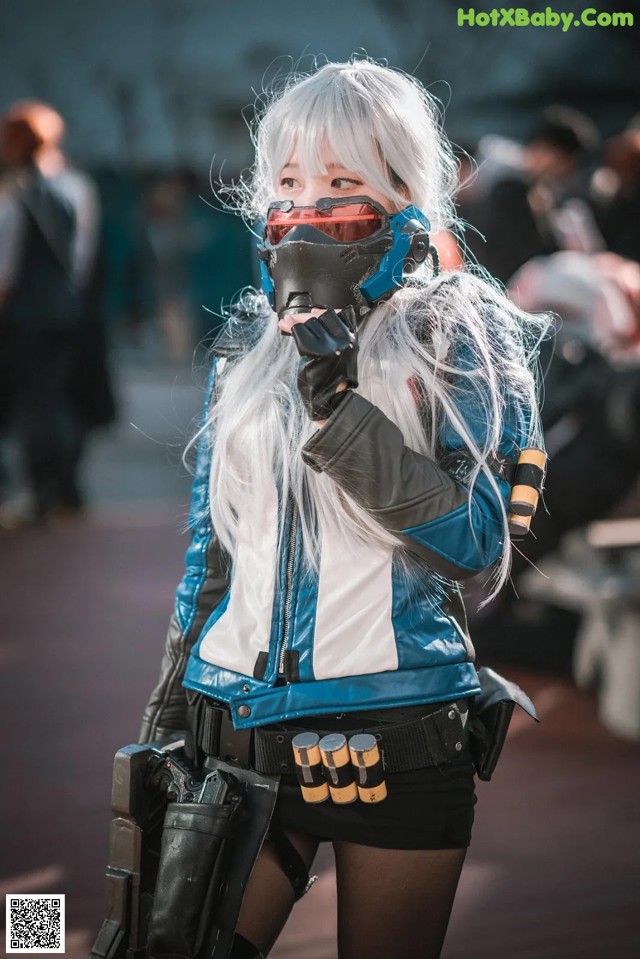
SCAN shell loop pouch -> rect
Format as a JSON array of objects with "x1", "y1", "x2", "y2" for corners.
[{"x1": 468, "y1": 666, "x2": 539, "y2": 781}]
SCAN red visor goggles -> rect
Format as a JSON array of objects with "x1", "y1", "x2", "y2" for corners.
[{"x1": 264, "y1": 196, "x2": 388, "y2": 246}]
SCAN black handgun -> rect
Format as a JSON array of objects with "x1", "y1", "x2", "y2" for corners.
[{"x1": 147, "y1": 748, "x2": 239, "y2": 807}]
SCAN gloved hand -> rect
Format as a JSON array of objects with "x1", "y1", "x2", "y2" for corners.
[{"x1": 291, "y1": 306, "x2": 358, "y2": 421}]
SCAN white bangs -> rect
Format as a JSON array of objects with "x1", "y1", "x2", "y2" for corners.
[
  {"x1": 282, "y1": 81, "x2": 398, "y2": 205},
  {"x1": 246, "y1": 60, "x2": 458, "y2": 233}
]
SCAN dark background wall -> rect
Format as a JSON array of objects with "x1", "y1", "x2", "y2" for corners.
[
  {"x1": 3, "y1": 0, "x2": 637, "y2": 329},
  {"x1": 383, "y1": 0, "x2": 640, "y2": 142},
  {"x1": 1, "y1": 0, "x2": 638, "y2": 168}
]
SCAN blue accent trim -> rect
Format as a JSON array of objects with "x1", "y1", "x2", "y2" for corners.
[
  {"x1": 439, "y1": 343, "x2": 531, "y2": 459},
  {"x1": 258, "y1": 254, "x2": 275, "y2": 308},
  {"x1": 175, "y1": 361, "x2": 218, "y2": 635},
  {"x1": 246, "y1": 664, "x2": 478, "y2": 727},
  {"x1": 190, "y1": 591, "x2": 231, "y2": 658},
  {"x1": 499, "y1": 396, "x2": 532, "y2": 456},
  {"x1": 183, "y1": 658, "x2": 480, "y2": 728},
  {"x1": 422, "y1": 341, "x2": 534, "y2": 573},
  {"x1": 287, "y1": 562, "x2": 318, "y2": 682},
  {"x1": 391, "y1": 562, "x2": 469, "y2": 669},
  {"x1": 361, "y1": 205, "x2": 431, "y2": 303},
  {"x1": 403, "y1": 473, "x2": 507, "y2": 573},
  {"x1": 184, "y1": 661, "x2": 261, "y2": 701}
]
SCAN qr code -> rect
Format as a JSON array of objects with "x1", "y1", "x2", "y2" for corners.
[{"x1": 5, "y1": 894, "x2": 65, "y2": 953}]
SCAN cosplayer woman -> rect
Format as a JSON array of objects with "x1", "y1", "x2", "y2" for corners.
[{"x1": 139, "y1": 60, "x2": 545, "y2": 959}]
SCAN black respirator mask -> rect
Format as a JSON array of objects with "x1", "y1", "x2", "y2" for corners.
[{"x1": 257, "y1": 195, "x2": 435, "y2": 324}]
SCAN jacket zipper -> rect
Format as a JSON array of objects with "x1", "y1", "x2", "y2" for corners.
[{"x1": 277, "y1": 500, "x2": 298, "y2": 678}]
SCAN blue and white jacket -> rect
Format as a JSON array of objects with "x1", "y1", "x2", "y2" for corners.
[{"x1": 140, "y1": 352, "x2": 528, "y2": 740}]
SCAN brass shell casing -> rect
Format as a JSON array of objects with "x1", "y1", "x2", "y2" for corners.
[
  {"x1": 292, "y1": 732, "x2": 329, "y2": 803},
  {"x1": 508, "y1": 448, "x2": 547, "y2": 535},
  {"x1": 319, "y1": 733, "x2": 358, "y2": 804},
  {"x1": 510, "y1": 483, "x2": 540, "y2": 516},
  {"x1": 348, "y1": 733, "x2": 387, "y2": 803},
  {"x1": 517, "y1": 448, "x2": 547, "y2": 470}
]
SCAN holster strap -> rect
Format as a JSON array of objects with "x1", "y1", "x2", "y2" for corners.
[
  {"x1": 267, "y1": 820, "x2": 314, "y2": 902},
  {"x1": 191, "y1": 693, "x2": 253, "y2": 767}
]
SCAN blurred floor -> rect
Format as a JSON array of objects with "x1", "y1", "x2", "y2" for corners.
[{"x1": 0, "y1": 356, "x2": 639, "y2": 958}]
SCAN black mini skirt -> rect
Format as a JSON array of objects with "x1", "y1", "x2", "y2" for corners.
[{"x1": 269, "y1": 702, "x2": 477, "y2": 851}]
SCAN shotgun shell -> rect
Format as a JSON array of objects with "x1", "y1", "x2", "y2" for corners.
[
  {"x1": 318, "y1": 733, "x2": 357, "y2": 804},
  {"x1": 509, "y1": 448, "x2": 547, "y2": 536},
  {"x1": 348, "y1": 733, "x2": 387, "y2": 803},
  {"x1": 292, "y1": 732, "x2": 329, "y2": 803}
]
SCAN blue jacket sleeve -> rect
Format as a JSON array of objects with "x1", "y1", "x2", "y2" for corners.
[
  {"x1": 139, "y1": 359, "x2": 230, "y2": 742},
  {"x1": 302, "y1": 375, "x2": 532, "y2": 580}
]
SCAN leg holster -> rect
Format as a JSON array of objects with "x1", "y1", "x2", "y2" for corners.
[
  {"x1": 89, "y1": 742, "x2": 280, "y2": 959},
  {"x1": 147, "y1": 799, "x2": 242, "y2": 958},
  {"x1": 147, "y1": 757, "x2": 279, "y2": 959},
  {"x1": 89, "y1": 741, "x2": 175, "y2": 959}
]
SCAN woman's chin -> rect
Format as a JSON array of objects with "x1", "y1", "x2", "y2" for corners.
[
  {"x1": 278, "y1": 310, "x2": 321, "y2": 335},
  {"x1": 278, "y1": 316, "x2": 295, "y2": 335}
]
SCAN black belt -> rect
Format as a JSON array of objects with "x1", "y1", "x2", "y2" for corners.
[{"x1": 190, "y1": 695, "x2": 470, "y2": 775}]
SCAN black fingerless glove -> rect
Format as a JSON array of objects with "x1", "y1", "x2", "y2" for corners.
[{"x1": 291, "y1": 307, "x2": 359, "y2": 421}]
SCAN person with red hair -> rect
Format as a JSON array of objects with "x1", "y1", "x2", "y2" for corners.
[
  {"x1": 0, "y1": 99, "x2": 65, "y2": 168},
  {"x1": 0, "y1": 99, "x2": 108, "y2": 525}
]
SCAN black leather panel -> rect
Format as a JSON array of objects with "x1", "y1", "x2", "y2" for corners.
[{"x1": 301, "y1": 391, "x2": 474, "y2": 577}]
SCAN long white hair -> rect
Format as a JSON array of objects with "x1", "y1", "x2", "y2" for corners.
[{"x1": 202, "y1": 59, "x2": 548, "y2": 599}]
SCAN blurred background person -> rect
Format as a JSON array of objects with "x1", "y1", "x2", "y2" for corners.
[
  {"x1": 590, "y1": 122, "x2": 640, "y2": 264},
  {"x1": 512, "y1": 250, "x2": 640, "y2": 562},
  {"x1": 470, "y1": 249, "x2": 640, "y2": 672},
  {"x1": 0, "y1": 100, "x2": 114, "y2": 526},
  {"x1": 457, "y1": 105, "x2": 603, "y2": 284}
]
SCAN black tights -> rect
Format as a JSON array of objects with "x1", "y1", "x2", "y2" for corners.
[{"x1": 235, "y1": 829, "x2": 466, "y2": 959}]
